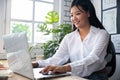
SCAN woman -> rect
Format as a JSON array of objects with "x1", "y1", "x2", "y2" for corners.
[{"x1": 33, "y1": 0, "x2": 109, "y2": 80}]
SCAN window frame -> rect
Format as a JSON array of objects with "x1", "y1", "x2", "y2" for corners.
[{"x1": 5, "y1": 0, "x2": 59, "y2": 44}]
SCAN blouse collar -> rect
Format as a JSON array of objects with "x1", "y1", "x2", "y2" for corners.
[{"x1": 75, "y1": 25, "x2": 99, "y2": 34}]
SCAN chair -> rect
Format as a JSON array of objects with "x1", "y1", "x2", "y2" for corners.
[{"x1": 105, "y1": 37, "x2": 116, "y2": 77}]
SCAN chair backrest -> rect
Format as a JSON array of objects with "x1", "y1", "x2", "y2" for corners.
[{"x1": 105, "y1": 37, "x2": 116, "y2": 77}]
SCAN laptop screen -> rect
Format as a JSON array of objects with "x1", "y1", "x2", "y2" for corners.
[
  {"x1": 3, "y1": 32, "x2": 29, "y2": 53},
  {"x1": 3, "y1": 32, "x2": 34, "y2": 79}
]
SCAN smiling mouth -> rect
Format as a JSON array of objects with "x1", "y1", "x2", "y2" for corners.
[{"x1": 74, "y1": 21, "x2": 80, "y2": 25}]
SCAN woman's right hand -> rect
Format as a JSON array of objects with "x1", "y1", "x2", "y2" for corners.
[{"x1": 32, "y1": 62, "x2": 39, "y2": 68}]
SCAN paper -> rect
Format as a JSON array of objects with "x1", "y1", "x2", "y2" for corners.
[
  {"x1": 111, "y1": 34, "x2": 120, "y2": 53},
  {"x1": 103, "y1": 0, "x2": 117, "y2": 10},
  {"x1": 0, "y1": 69, "x2": 12, "y2": 77},
  {"x1": 103, "y1": 8, "x2": 117, "y2": 34},
  {"x1": 0, "y1": 53, "x2": 7, "y2": 60}
]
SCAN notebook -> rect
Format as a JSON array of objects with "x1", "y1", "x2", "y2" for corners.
[
  {"x1": 3, "y1": 32, "x2": 71, "y2": 80},
  {"x1": 0, "y1": 53, "x2": 7, "y2": 60}
]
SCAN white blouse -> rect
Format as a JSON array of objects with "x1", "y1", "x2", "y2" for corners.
[{"x1": 37, "y1": 25, "x2": 109, "y2": 77}]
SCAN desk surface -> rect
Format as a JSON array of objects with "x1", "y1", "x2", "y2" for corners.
[{"x1": 0, "y1": 60, "x2": 87, "y2": 80}]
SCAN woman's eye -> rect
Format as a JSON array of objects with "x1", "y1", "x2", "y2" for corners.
[
  {"x1": 70, "y1": 12, "x2": 81, "y2": 17},
  {"x1": 70, "y1": 14, "x2": 73, "y2": 17},
  {"x1": 76, "y1": 12, "x2": 81, "y2": 15}
]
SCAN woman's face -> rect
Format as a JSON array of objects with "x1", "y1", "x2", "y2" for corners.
[{"x1": 70, "y1": 6, "x2": 90, "y2": 29}]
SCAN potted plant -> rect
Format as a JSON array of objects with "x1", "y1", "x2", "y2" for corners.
[{"x1": 37, "y1": 11, "x2": 72, "y2": 59}]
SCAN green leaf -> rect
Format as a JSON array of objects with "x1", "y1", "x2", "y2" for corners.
[
  {"x1": 45, "y1": 11, "x2": 59, "y2": 24},
  {"x1": 36, "y1": 10, "x2": 72, "y2": 59}
]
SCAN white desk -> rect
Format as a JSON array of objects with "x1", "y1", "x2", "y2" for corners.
[{"x1": 0, "y1": 60, "x2": 87, "y2": 80}]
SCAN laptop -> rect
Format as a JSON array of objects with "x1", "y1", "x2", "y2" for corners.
[{"x1": 3, "y1": 32, "x2": 71, "y2": 80}]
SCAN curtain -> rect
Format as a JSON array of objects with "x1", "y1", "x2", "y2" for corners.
[{"x1": 0, "y1": 0, "x2": 11, "y2": 52}]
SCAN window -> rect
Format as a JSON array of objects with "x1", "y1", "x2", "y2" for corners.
[{"x1": 10, "y1": 0, "x2": 54, "y2": 43}]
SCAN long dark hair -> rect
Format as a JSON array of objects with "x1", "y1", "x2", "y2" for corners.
[{"x1": 71, "y1": 0, "x2": 105, "y2": 31}]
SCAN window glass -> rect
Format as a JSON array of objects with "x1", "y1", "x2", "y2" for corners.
[
  {"x1": 10, "y1": 0, "x2": 54, "y2": 43},
  {"x1": 11, "y1": 21, "x2": 32, "y2": 42},
  {"x1": 39, "y1": 0, "x2": 54, "y2": 2},
  {"x1": 34, "y1": 23, "x2": 52, "y2": 43},
  {"x1": 11, "y1": 0, "x2": 33, "y2": 20},
  {"x1": 35, "y1": 2, "x2": 53, "y2": 21}
]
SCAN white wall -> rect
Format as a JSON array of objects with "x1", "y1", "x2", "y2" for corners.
[
  {"x1": 0, "y1": 0, "x2": 5, "y2": 52},
  {"x1": 91, "y1": 0, "x2": 101, "y2": 21},
  {"x1": 0, "y1": 0, "x2": 11, "y2": 53},
  {"x1": 59, "y1": 0, "x2": 65, "y2": 24}
]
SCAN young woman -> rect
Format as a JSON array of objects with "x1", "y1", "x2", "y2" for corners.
[{"x1": 33, "y1": 0, "x2": 109, "y2": 80}]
